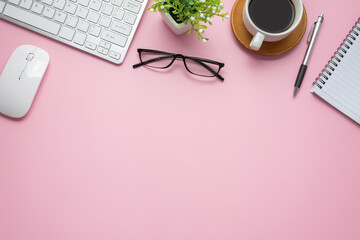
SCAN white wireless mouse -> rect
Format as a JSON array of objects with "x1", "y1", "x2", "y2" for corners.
[{"x1": 0, "y1": 45, "x2": 49, "y2": 118}]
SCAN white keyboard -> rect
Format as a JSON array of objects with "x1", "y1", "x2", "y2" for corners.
[{"x1": 0, "y1": 0, "x2": 147, "y2": 64}]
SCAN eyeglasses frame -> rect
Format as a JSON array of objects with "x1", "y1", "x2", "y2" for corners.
[{"x1": 133, "y1": 49, "x2": 225, "y2": 81}]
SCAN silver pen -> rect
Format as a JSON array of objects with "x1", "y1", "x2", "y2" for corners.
[{"x1": 294, "y1": 13, "x2": 324, "y2": 97}]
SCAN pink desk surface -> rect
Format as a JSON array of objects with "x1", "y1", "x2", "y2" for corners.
[{"x1": 1, "y1": 0, "x2": 360, "y2": 239}]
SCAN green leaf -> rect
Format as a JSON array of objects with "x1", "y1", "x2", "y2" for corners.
[{"x1": 148, "y1": 0, "x2": 228, "y2": 41}]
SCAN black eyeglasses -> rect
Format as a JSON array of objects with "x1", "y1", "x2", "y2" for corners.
[{"x1": 133, "y1": 49, "x2": 225, "y2": 81}]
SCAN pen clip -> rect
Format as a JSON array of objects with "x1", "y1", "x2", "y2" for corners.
[{"x1": 307, "y1": 21, "x2": 316, "y2": 44}]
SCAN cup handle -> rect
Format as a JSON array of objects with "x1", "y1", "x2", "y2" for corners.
[{"x1": 250, "y1": 32, "x2": 265, "y2": 51}]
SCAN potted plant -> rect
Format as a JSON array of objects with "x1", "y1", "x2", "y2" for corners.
[{"x1": 148, "y1": 0, "x2": 229, "y2": 42}]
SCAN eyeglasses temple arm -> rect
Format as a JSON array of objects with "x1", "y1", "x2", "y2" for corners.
[{"x1": 133, "y1": 62, "x2": 144, "y2": 68}]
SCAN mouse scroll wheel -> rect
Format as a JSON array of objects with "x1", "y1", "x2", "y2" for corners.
[{"x1": 26, "y1": 53, "x2": 35, "y2": 61}]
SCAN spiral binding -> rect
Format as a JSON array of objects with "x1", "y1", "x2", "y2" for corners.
[{"x1": 313, "y1": 18, "x2": 360, "y2": 89}]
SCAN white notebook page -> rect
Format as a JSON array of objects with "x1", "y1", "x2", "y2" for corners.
[{"x1": 311, "y1": 19, "x2": 360, "y2": 124}]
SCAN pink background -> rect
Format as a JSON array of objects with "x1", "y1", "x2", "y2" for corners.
[{"x1": 1, "y1": 0, "x2": 360, "y2": 239}]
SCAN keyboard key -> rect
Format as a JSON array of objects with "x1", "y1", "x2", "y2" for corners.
[
  {"x1": 31, "y1": 2, "x2": 44, "y2": 14},
  {"x1": 59, "y1": 26, "x2": 75, "y2": 40},
  {"x1": 111, "y1": 20, "x2": 131, "y2": 36},
  {"x1": 109, "y1": 51, "x2": 120, "y2": 60},
  {"x1": 78, "y1": 0, "x2": 89, "y2": 6},
  {"x1": 43, "y1": 6, "x2": 55, "y2": 18},
  {"x1": 134, "y1": 0, "x2": 143, "y2": 3},
  {"x1": 99, "y1": 40, "x2": 111, "y2": 49},
  {"x1": 124, "y1": 12, "x2": 136, "y2": 25},
  {"x1": 8, "y1": 0, "x2": 21, "y2": 5},
  {"x1": 65, "y1": 15, "x2": 78, "y2": 27},
  {"x1": 112, "y1": 8, "x2": 124, "y2": 20},
  {"x1": 89, "y1": 24, "x2": 101, "y2": 36},
  {"x1": 85, "y1": 41, "x2": 97, "y2": 50},
  {"x1": 102, "y1": 0, "x2": 109, "y2": 2},
  {"x1": 53, "y1": 0, "x2": 65, "y2": 9},
  {"x1": 0, "y1": 1, "x2": 4, "y2": 12},
  {"x1": 77, "y1": 19, "x2": 89, "y2": 32},
  {"x1": 73, "y1": 32, "x2": 87, "y2": 45},
  {"x1": 88, "y1": 11, "x2": 100, "y2": 23},
  {"x1": 101, "y1": 3, "x2": 113, "y2": 15},
  {"x1": 41, "y1": 0, "x2": 53, "y2": 5},
  {"x1": 111, "y1": 0, "x2": 123, "y2": 7},
  {"x1": 64, "y1": 2, "x2": 77, "y2": 14},
  {"x1": 99, "y1": 16, "x2": 111, "y2": 28},
  {"x1": 76, "y1": 7, "x2": 88, "y2": 18},
  {"x1": 41, "y1": 0, "x2": 54, "y2": 6},
  {"x1": 122, "y1": 0, "x2": 140, "y2": 14},
  {"x1": 89, "y1": 0, "x2": 101, "y2": 11},
  {"x1": 4, "y1": 4, "x2": 60, "y2": 35},
  {"x1": 54, "y1": 11, "x2": 67, "y2": 23},
  {"x1": 97, "y1": 46, "x2": 108, "y2": 55},
  {"x1": 101, "y1": 29, "x2": 127, "y2": 47},
  {"x1": 19, "y1": 0, "x2": 33, "y2": 9}
]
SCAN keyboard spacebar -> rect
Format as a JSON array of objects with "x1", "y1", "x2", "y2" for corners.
[{"x1": 4, "y1": 5, "x2": 61, "y2": 35}]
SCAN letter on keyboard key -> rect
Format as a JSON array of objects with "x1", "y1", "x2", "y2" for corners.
[
  {"x1": 31, "y1": 2, "x2": 44, "y2": 14},
  {"x1": 0, "y1": 1, "x2": 5, "y2": 13},
  {"x1": 73, "y1": 32, "x2": 87, "y2": 45},
  {"x1": 64, "y1": 2, "x2": 77, "y2": 14},
  {"x1": 59, "y1": 26, "x2": 75, "y2": 40},
  {"x1": 99, "y1": 40, "x2": 111, "y2": 49},
  {"x1": 54, "y1": 11, "x2": 67, "y2": 23},
  {"x1": 89, "y1": 25, "x2": 101, "y2": 36},
  {"x1": 109, "y1": 51, "x2": 121, "y2": 60},
  {"x1": 89, "y1": 0, "x2": 102, "y2": 11},
  {"x1": 101, "y1": 29, "x2": 127, "y2": 47},
  {"x1": 85, "y1": 41, "x2": 97, "y2": 50},
  {"x1": 76, "y1": 7, "x2": 88, "y2": 18},
  {"x1": 110, "y1": 20, "x2": 132, "y2": 36},
  {"x1": 97, "y1": 46, "x2": 109, "y2": 55},
  {"x1": 43, "y1": 6, "x2": 55, "y2": 18},
  {"x1": 20, "y1": 0, "x2": 33, "y2": 9},
  {"x1": 4, "y1": 4, "x2": 61, "y2": 35},
  {"x1": 122, "y1": 0, "x2": 140, "y2": 14},
  {"x1": 53, "y1": 0, "x2": 66, "y2": 9}
]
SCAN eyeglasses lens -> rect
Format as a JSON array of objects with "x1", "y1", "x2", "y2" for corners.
[
  {"x1": 140, "y1": 51, "x2": 174, "y2": 68},
  {"x1": 184, "y1": 58, "x2": 220, "y2": 77}
]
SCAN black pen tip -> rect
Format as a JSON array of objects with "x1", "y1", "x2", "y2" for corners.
[{"x1": 293, "y1": 87, "x2": 299, "y2": 97}]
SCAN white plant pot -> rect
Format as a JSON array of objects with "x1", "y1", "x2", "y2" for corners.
[{"x1": 160, "y1": 12, "x2": 192, "y2": 35}]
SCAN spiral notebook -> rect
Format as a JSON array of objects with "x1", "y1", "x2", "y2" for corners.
[{"x1": 311, "y1": 18, "x2": 360, "y2": 124}]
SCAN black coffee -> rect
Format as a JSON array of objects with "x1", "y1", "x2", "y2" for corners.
[{"x1": 249, "y1": 0, "x2": 295, "y2": 33}]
